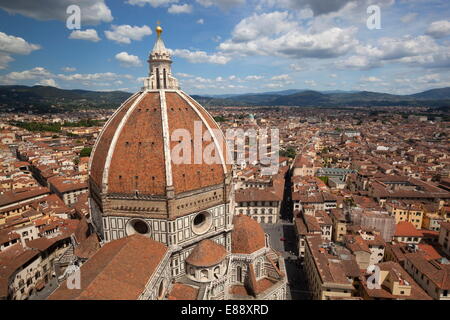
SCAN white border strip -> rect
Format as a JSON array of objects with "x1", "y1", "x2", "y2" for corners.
[
  {"x1": 102, "y1": 91, "x2": 147, "y2": 193},
  {"x1": 160, "y1": 90, "x2": 173, "y2": 187},
  {"x1": 88, "y1": 91, "x2": 141, "y2": 181},
  {"x1": 177, "y1": 90, "x2": 228, "y2": 174}
]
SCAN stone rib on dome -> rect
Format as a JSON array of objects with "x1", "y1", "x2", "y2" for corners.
[
  {"x1": 89, "y1": 92, "x2": 141, "y2": 191},
  {"x1": 231, "y1": 215, "x2": 266, "y2": 254},
  {"x1": 186, "y1": 239, "x2": 227, "y2": 267}
]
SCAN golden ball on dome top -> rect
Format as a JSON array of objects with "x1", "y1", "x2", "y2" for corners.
[{"x1": 156, "y1": 25, "x2": 163, "y2": 37}]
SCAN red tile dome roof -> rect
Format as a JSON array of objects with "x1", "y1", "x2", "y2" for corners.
[
  {"x1": 185, "y1": 239, "x2": 227, "y2": 267},
  {"x1": 89, "y1": 90, "x2": 231, "y2": 196},
  {"x1": 231, "y1": 214, "x2": 266, "y2": 254}
]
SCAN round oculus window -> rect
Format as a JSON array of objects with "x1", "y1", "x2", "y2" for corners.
[
  {"x1": 126, "y1": 219, "x2": 151, "y2": 236},
  {"x1": 192, "y1": 211, "x2": 212, "y2": 235}
]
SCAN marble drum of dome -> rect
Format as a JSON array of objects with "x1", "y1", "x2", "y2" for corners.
[{"x1": 88, "y1": 24, "x2": 233, "y2": 248}]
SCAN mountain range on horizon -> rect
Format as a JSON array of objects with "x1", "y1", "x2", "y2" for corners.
[
  {"x1": 0, "y1": 85, "x2": 449, "y2": 113},
  {"x1": 192, "y1": 87, "x2": 450, "y2": 109},
  {"x1": 203, "y1": 89, "x2": 360, "y2": 98}
]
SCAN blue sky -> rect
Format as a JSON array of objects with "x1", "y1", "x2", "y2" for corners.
[{"x1": 0, "y1": 0, "x2": 449, "y2": 95}]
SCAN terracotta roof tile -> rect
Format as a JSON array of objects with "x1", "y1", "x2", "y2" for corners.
[
  {"x1": 168, "y1": 283, "x2": 199, "y2": 300},
  {"x1": 231, "y1": 215, "x2": 266, "y2": 254},
  {"x1": 394, "y1": 221, "x2": 423, "y2": 237},
  {"x1": 48, "y1": 234, "x2": 168, "y2": 300},
  {"x1": 185, "y1": 239, "x2": 227, "y2": 267}
]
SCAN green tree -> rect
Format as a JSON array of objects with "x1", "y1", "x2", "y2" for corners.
[
  {"x1": 9, "y1": 121, "x2": 61, "y2": 132},
  {"x1": 280, "y1": 147, "x2": 296, "y2": 159},
  {"x1": 213, "y1": 116, "x2": 227, "y2": 123},
  {"x1": 79, "y1": 147, "x2": 92, "y2": 157},
  {"x1": 318, "y1": 176, "x2": 329, "y2": 185}
]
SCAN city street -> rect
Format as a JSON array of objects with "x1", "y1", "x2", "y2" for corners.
[
  {"x1": 29, "y1": 276, "x2": 58, "y2": 300},
  {"x1": 262, "y1": 221, "x2": 311, "y2": 300}
]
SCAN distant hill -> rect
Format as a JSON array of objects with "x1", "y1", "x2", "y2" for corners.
[
  {"x1": 0, "y1": 85, "x2": 449, "y2": 113},
  {"x1": 193, "y1": 87, "x2": 450, "y2": 108},
  {"x1": 0, "y1": 85, "x2": 132, "y2": 113},
  {"x1": 410, "y1": 87, "x2": 450, "y2": 100}
]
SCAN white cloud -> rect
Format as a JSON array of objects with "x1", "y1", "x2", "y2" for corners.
[
  {"x1": 398, "y1": 50, "x2": 450, "y2": 69},
  {"x1": 330, "y1": 73, "x2": 337, "y2": 78},
  {"x1": 0, "y1": 67, "x2": 52, "y2": 84},
  {"x1": 0, "y1": 0, "x2": 112, "y2": 25},
  {"x1": 261, "y1": 0, "x2": 394, "y2": 17},
  {"x1": 400, "y1": 13, "x2": 418, "y2": 24},
  {"x1": 219, "y1": 12, "x2": 358, "y2": 59},
  {"x1": 196, "y1": 0, "x2": 245, "y2": 10},
  {"x1": 57, "y1": 72, "x2": 124, "y2": 82},
  {"x1": 0, "y1": 66, "x2": 136, "y2": 89},
  {"x1": 304, "y1": 80, "x2": 317, "y2": 87},
  {"x1": 417, "y1": 74, "x2": 440, "y2": 84},
  {"x1": 426, "y1": 20, "x2": 450, "y2": 39},
  {"x1": 176, "y1": 73, "x2": 194, "y2": 78},
  {"x1": 245, "y1": 75, "x2": 263, "y2": 80},
  {"x1": 168, "y1": 4, "x2": 192, "y2": 14},
  {"x1": 36, "y1": 78, "x2": 58, "y2": 87},
  {"x1": 69, "y1": 29, "x2": 101, "y2": 42},
  {"x1": 126, "y1": 0, "x2": 178, "y2": 7},
  {"x1": 268, "y1": 74, "x2": 294, "y2": 87},
  {"x1": 271, "y1": 74, "x2": 290, "y2": 81},
  {"x1": 263, "y1": 83, "x2": 284, "y2": 88},
  {"x1": 212, "y1": 35, "x2": 222, "y2": 42},
  {"x1": 360, "y1": 76, "x2": 381, "y2": 82},
  {"x1": 0, "y1": 53, "x2": 13, "y2": 70},
  {"x1": 392, "y1": 73, "x2": 450, "y2": 93},
  {"x1": 336, "y1": 55, "x2": 380, "y2": 70},
  {"x1": 62, "y1": 67, "x2": 76, "y2": 72},
  {"x1": 172, "y1": 49, "x2": 231, "y2": 64},
  {"x1": 105, "y1": 25, "x2": 152, "y2": 44},
  {"x1": 230, "y1": 11, "x2": 296, "y2": 42},
  {"x1": 337, "y1": 35, "x2": 445, "y2": 70},
  {"x1": 0, "y1": 32, "x2": 41, "y2": 55},
  {"x1": 290, "y1": 63, "x2": 304, "y2": 72},
  {"x1": 115, "y1": 52, "x2": 142, "y2": 67},
  {"x1": 358, "y1": 36, "x2": 439, "y2": 61},
  {"x1": 178, "y1": 73, "x2": 253, "y2": 92},
  {"x1": 278, "y1": 27, "x2": 358, "y2": 58},
  {"x1": 197, "y1": 19, "x2": 204, "y2": 24}
]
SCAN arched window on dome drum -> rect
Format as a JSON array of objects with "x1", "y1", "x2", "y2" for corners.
[
  {"x1": 158, "y1": 281, "x2": 164, "y2": 299},
  {"x1": 163, "y1": 68, "x2": 167, "y2": 89},
  {"x1": 237, "y1": 266, "x2": 242, "y2": 283},
  {"x1": 256, "y1": 262, "x2": 261, "y2": 278},
  {"x1": 213, "y1": 266, "x2": 220, "y2": 279},
  {"x1": 156, "y1": 68, "x2": 160, "y2": 89},
  {"x1": 201, "y1": 269, "x2": 208, "y2": 280}
]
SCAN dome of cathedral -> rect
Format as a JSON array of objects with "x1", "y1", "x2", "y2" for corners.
[
  {"x1": 89, "y1": 26, "x2": 231, "y2": 199},
  {"x1": 231, "y1": 215, "x2": 266, "y2": 254},
  {"x1": 186, "y1": 239, "x2": 227, "y2": 267}
]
